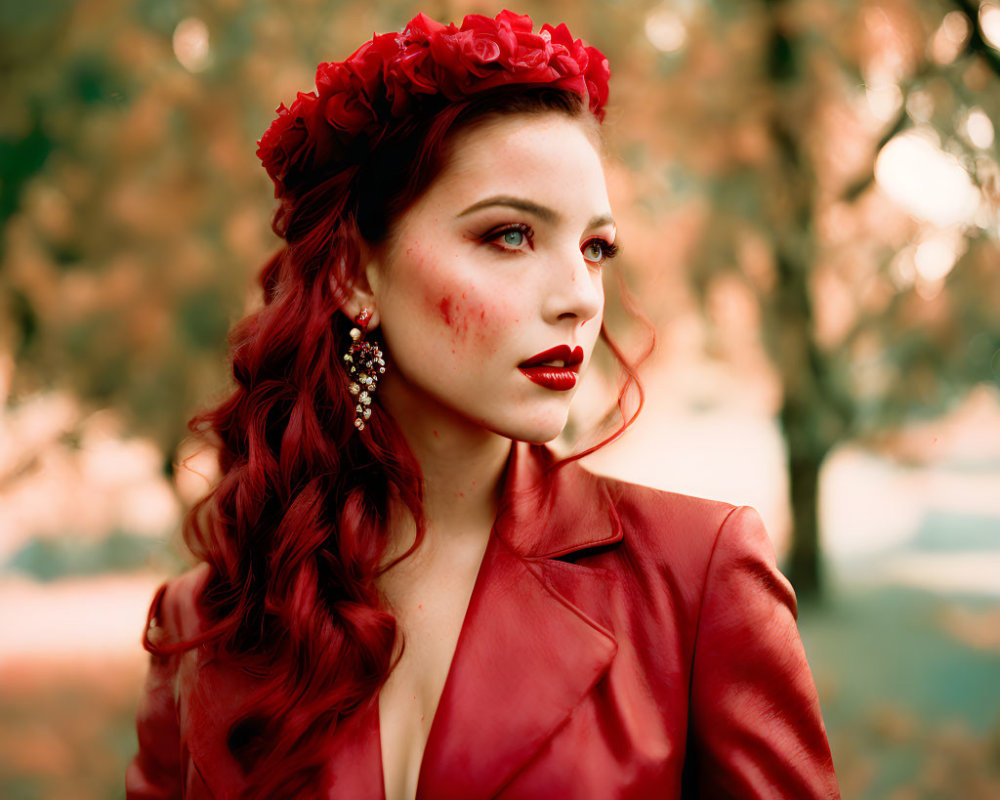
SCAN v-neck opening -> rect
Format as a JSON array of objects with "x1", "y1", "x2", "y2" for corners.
[{"x1": 375, "y1": 517, "x2": 502, "y2": 800}]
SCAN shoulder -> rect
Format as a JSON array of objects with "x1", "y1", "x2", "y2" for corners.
[
  {"x1": 597, "y1": 471, "x2": 740, "y2": 532},
  {"x1": 582, "y1": 467, "x2": 775, "y2": 582},
  {"x1": 576, "y1": 466, "x2": 797, "y2": 622},
  {"x1": 146, "y1": 562, "x2": 212, "y2": 646},
  {"x1": 589, "y1": 468, "x2": 755, "y2": 546}
]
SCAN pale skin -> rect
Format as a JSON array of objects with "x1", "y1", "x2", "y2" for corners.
[{"x1": 341, "y1": 111, "x2": 617, "y2": 800}]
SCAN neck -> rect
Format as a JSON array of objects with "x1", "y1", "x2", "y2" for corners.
[{"x1": 378, "y1": 379, "x2": 513, "y2": 552}]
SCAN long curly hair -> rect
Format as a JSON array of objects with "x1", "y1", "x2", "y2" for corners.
[{"x1": 147, "y1": 86, "x2": 648, "y2": 797}]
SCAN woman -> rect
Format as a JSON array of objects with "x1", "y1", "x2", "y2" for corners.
[{"x1": 127, "y1": 10, "x2": 840, "y2": 800}]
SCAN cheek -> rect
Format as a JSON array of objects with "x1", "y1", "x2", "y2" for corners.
[
  {"x1": 394, "y1": 244, "x2": 520, "y2": 356},
  {"x1": 432, "y1": 287, "x2": 518, "y2": 353}
]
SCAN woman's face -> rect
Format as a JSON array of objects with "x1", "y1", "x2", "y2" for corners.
[{"x1": 365, "y1": 111, "x2": 616, "y2": 444}]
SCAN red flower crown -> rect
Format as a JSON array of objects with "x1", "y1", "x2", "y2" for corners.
[{"x1": 256, "y1": 10, "x2": 610, "y2": 198}]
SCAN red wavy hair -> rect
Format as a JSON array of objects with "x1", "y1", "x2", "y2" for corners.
[{"x1": 147, "y1": 86, "x2": 649, "y2": 797}]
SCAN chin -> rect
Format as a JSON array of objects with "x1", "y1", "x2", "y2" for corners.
[{"x1": 493, "y1": 412, "x2": 570, "y2": 445}]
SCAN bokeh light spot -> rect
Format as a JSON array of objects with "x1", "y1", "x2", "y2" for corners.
[
  {"x1": 867, "y1": 83, "x2": 903, "y2": 122},
  {"x1": 930, "y1": 10, "x2": 970, "y2": 64},
  {"x1": 962, "y1": 107, "x2": 995, "y2": 149},
  {"x1": 913, "y1": 231, "x2": 964, "y2": 282},
  {"x1": 645, "y1": 7, "x2": 687, "y2": 54},
  {"x1": 875, "y1": 129, "x2": 981, "y2": 226},
  {"x1": 173, "y1": 17, "x2": 211, "y2": 73},
  {"x1": 980, "y1": 4, "x2": 1000, "y2": 51}
]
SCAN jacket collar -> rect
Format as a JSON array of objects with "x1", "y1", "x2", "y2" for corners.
[{"x1": 496, "y1": 440, "x2": 624, "y2": 558}]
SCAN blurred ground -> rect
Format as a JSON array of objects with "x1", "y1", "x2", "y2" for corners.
[
  {"x1": 1, "y1": 383, "x2": 998, "y2": 799},
  {"x1": 802, "y1": 588, "x2": 1000, "y2": 799}
]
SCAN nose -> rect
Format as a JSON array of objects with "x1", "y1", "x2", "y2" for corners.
[{"x1": 541, "y1": 244, "x2": 604, "y2": 327}]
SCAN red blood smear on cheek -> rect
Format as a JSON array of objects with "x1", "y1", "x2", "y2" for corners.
[
  {"x1": 437, "y1": 295, "x2": 507, "y2": 346},
  {"x1": 474, "y1": 305, "x2": 491, "y2": 344},
  {"x1": 438, "y1": 296, "x2": 453, "y2": 325},
  {"x1": 436, "y1": 294, "x2": 472, "y2": 339}
]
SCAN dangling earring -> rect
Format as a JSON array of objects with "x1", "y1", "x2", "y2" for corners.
[{"x1": 343, "y1": 308, "x2": 385, "y2": 431}]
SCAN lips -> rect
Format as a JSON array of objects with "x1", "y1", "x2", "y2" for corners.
[{"x1": 518, "y1": 345, "x2": 584, "y2": 391}]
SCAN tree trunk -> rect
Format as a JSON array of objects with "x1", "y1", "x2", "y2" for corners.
[
  {"x1": 784, "y1": 446, "x2": 825, "y2": 604},
  {"x1": 778, "y1": 383, "x2": 835, "y2": 605},
  {"x1": 762, "y1": 0, "x2": 843, "y2": 606}
]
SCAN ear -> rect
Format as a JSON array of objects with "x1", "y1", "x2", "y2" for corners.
[{"x1": 337, "y1": 248, "x2": 383, "y2": 330}]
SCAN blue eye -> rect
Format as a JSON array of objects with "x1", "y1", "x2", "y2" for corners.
[
  {"x1": 503, "y1": 229, "x2": 525, "y2": 247},
  {"x1": 484, "y1": 223, "x2": 533, "y2": 252}
]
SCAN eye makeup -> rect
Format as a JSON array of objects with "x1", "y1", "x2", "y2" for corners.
[
  {"x1": 481, "y1": 222, "x2": 535, "y2": 253},
  {"x1": 581, "y1": 237, "x2": 619, "y2": 264},
  {"x1": 468, "y1": 212, "x2": 619, "y2": 270}
]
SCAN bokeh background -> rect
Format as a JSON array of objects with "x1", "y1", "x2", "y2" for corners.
[{"x1": 2, "y1": 0, "x2": 999, "y2": 797}]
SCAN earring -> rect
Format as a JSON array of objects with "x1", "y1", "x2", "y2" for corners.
[{"x1": 343, "y1": 308, "x2": 385, "y2": 431}]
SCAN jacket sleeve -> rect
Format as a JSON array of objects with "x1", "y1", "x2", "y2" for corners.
[
  {"x1": 125, "y1": 582, "x2": 183, "y2": 800},
  {"x1": 684, "y1": 506, "x2": 840, "y2": 799}
]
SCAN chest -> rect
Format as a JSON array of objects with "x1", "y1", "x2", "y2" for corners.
[
  {"x1": 178, "y1": 517, "x2": 697, "y2": 799},
  {"x1": 375, "y1": 538, "x2": 489, "y2": 800}
]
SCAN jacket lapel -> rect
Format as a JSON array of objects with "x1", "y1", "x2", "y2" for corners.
[
  {"x1": 415, "y1": 442, "x2": 624, "y2": 799},
  {"x1": 321, "y1": 697, "x2": 383, "y2": 800}
]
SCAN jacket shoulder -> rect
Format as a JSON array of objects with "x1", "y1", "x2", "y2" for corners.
[
  {"x1": 595, "y1": 471, "x2": 742, "y2": 542},
  {"x1": 584, "y1": 470, "x2": 775, "y2": 583},
  {"x1": 147, "y1": 562, "x2": 211, "y2": 646}
]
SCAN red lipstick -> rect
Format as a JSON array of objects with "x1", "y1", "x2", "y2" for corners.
[{"x1": 518, "y1": 345, "x2": 584, "y2": 391}]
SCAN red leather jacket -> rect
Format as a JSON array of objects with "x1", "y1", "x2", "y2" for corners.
[{"x1": 127, "y1": 442, "x2": 840, "y2": 798}]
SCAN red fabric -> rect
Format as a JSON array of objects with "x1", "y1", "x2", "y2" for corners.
[{"x1": 127, "y1": 441, "x2": 840, "y2": 799}]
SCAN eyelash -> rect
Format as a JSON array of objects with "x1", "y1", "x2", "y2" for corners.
[
  {"x1": 483, "y1": 224, "x2": 619, "y2": 264},
  {"x1": 483, "y1": 223, "x2": 534, "y2": 253},
  {"x1": 582, "y1": 238, "x2": 620, "y2": 263}
]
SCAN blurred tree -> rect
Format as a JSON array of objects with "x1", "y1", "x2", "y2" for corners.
[
  {"x1": 642, "y1": 0, "x2": 1000, "y2": 600},
  {"x1": 2, "y1": 0, "x2": 998, "y2": 605},
  {"x1": 0, "y1": 0, "x2": 392, "y2": 467}
]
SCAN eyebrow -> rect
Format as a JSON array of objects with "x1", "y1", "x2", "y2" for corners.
[{"x1": 457, "y1": 195, "x2": 615, "y2": 232}]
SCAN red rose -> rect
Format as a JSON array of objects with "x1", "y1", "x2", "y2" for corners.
[
  {"x1": 495, "y1": 10, "x2": 534, "y2": 33},
  {"x1": 510, "y1": 30, "x2": 552, "y2": 72},
  {"x1": 318, "y1": 63, "x2": 377, "y2": 132},
  {"x1": 427, "y1": 27, "x2": 502, "y2": 98},
  {"x1": 584, "y1": 46, "x2": 610, "y2": 119},
  {"x1": 389, "y1": 43, "x2": 438, "y2": 90},
  {"x1": 314, "y1": 60, "x2": 338, "y2": 96},
  {"x1": 460, "y1": 14, "x2": 516, "y2": 61},
  {"x1": 324, "y1": 89, "x2": 376, "y2": 133},
  {"x1": 542, "y1": 23, "x2": 586, "y2": 77},
  {"x1": 393, "y1": 15, "x2": 455, "y2": 104},
  {"x1": 433, "y1": 14, "x2": 558, "y2": 96},
  {"x1": 343, "y1": 33, "x2": 399, "y2": 96},
  {"x1": 402, "y1": 13, "x2": 450, "y2": 45},
  {"x1": 458, "y1": 30, "x2": 503, "y2": 68},
  {"x1": 256, "y1": 91, "x2": 321, "y2": 195}
]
